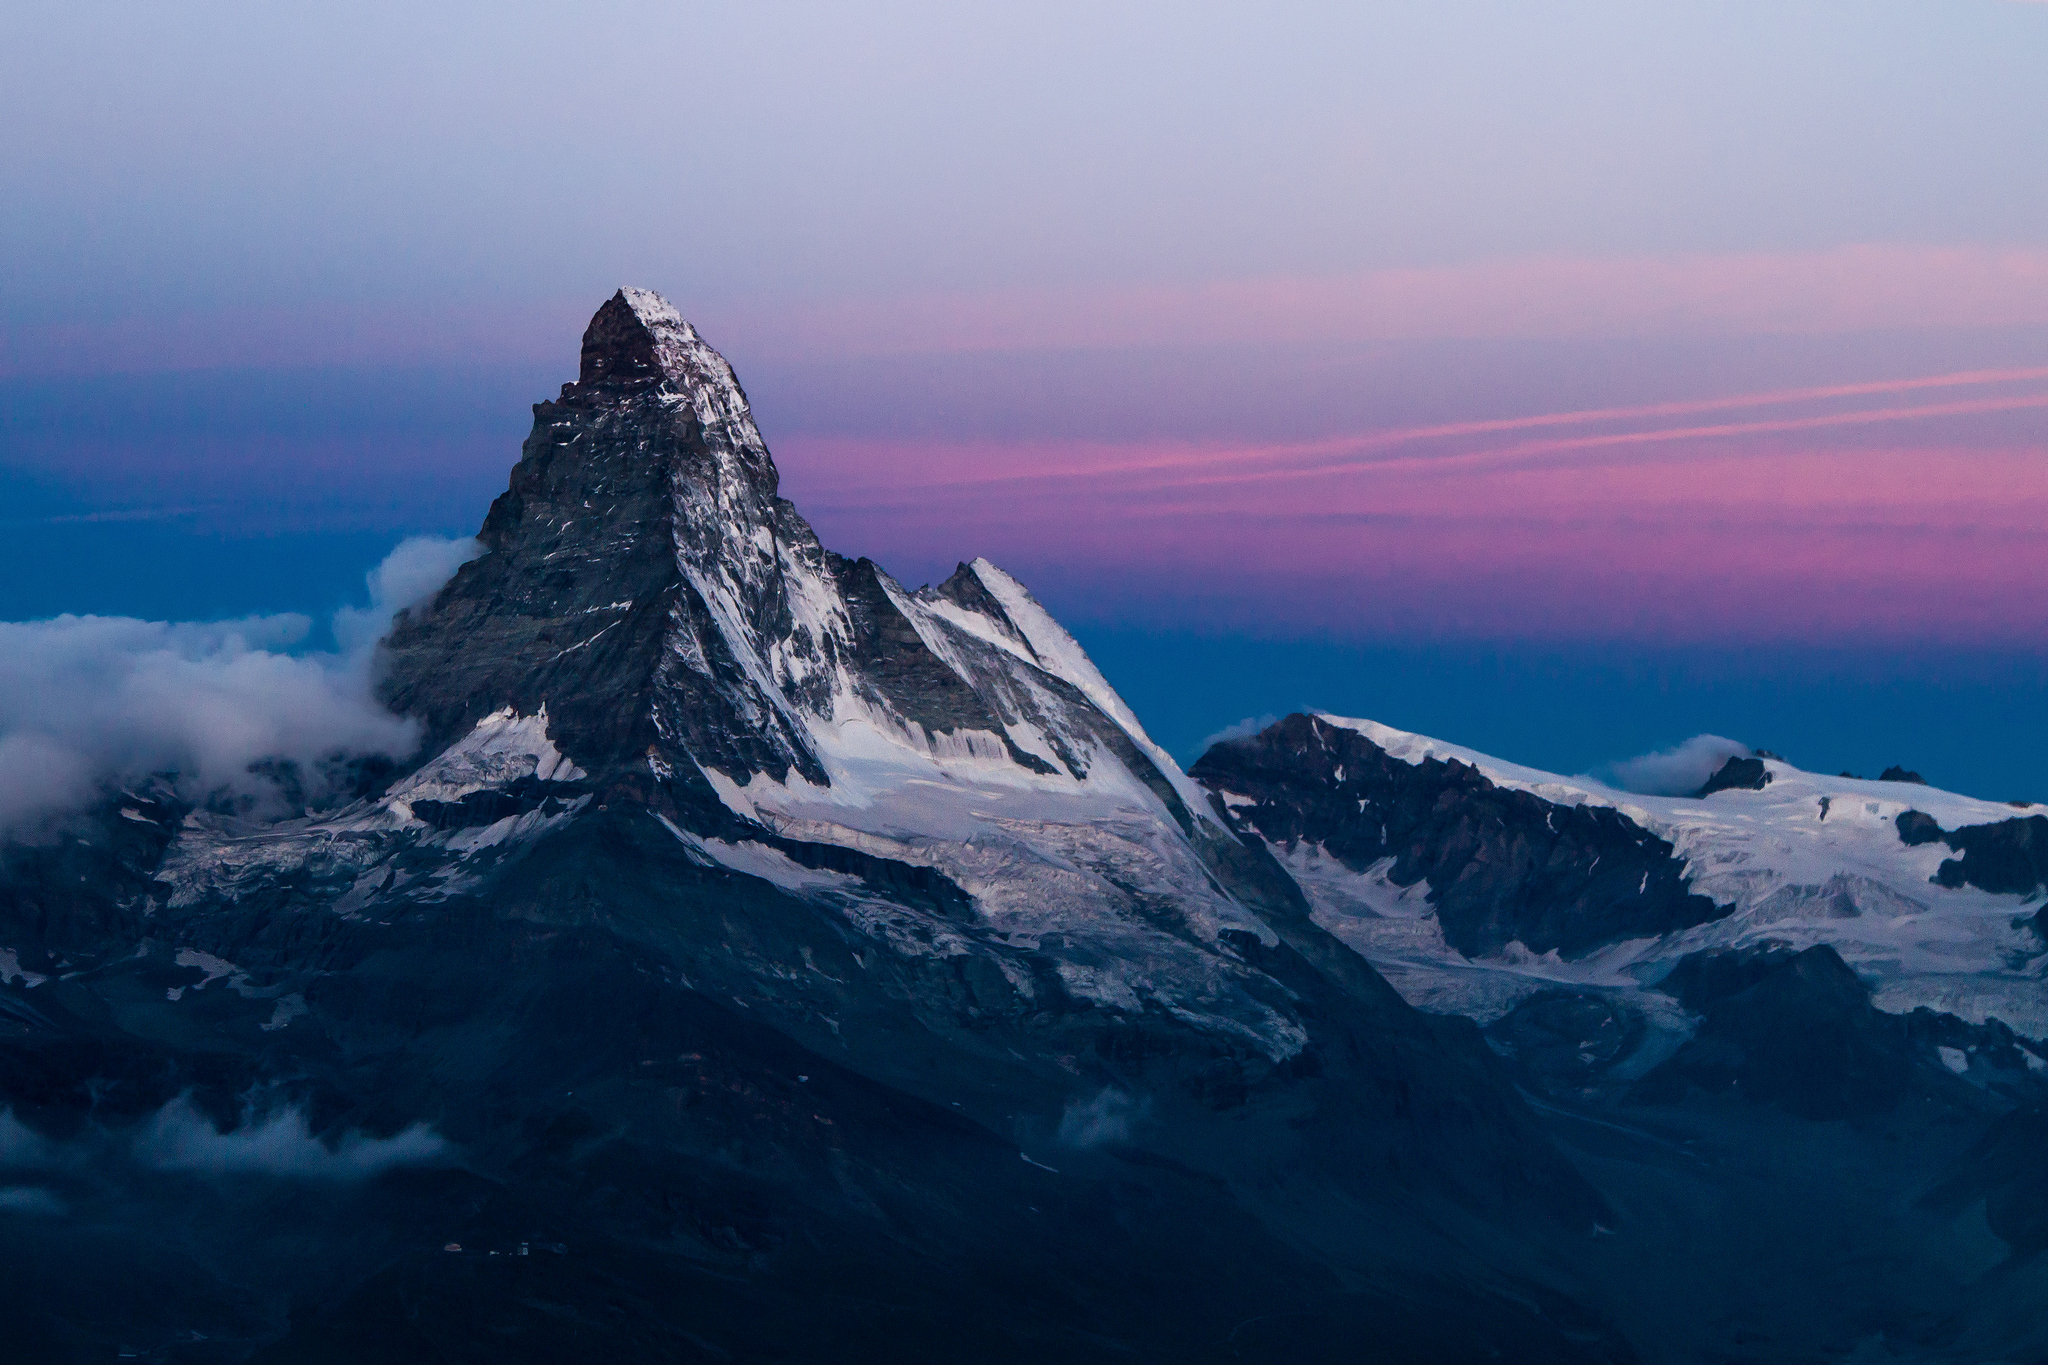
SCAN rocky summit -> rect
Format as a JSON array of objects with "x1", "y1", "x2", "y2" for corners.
[{"x1": 2, "y1": 291, "x2": 2045, "y2": 1364}]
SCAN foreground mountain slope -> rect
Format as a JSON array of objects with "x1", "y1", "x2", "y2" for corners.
[{"x1": 0, "y1": 293, "x2": 1628, "y2": 1362}]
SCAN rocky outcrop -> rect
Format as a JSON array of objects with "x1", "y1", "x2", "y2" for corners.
[
  {"x1": 1894, "y1": 808, "x2": 2048, "y2": 895},
  {"x1": 1934, "y1": 814, "x2": 2048, "y2": 895},
  {"x1": 1192, "y1": 713, "x2": 1728, "y2": 957},
  {"x1": 1695, "y1": 755, "x2": 1770, "y2": 796},
  {"x1": 1639, "y1": 943, "x2": 2043, "y2": 1121},
  {"x1": 1637, "y1": 944, "x2": 1916, "y2": 1119}
]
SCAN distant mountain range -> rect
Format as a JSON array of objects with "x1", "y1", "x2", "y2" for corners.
[{"x1": 2, "y1": 290, "x2": 2042, "y2": 1364}]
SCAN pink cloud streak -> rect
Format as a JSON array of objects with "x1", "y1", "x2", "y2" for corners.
[
  {"x1": 777, "y1": 356, "x2": 2048, "y2": 643},
  {"x1": 788, "y1": 364, "x2": 2048, "y2": 497}
]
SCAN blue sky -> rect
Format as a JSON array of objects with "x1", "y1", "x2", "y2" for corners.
[{"x1": 4, "y1": 2, "x2": 2047, "y2": 795}]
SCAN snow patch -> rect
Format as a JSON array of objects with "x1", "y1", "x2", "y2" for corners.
[{"x1": 389, "y1": 706, "x2": 586, "y2": 806}]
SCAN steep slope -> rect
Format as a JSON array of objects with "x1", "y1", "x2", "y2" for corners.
[{"x1": 0, "y1": 293, "x2": 1628, "y2": 1363}]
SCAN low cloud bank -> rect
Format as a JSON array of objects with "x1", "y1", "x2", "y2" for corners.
[
  {"x1": 1591, "y1": 734, "x2": 1752, "y2": 796},
  {"x1": 1, "y1": 1100, "x2": 452, "y2": 1183},
  {"x1": 0, "y1": 536, "x2": 479, "y2": 833},
  {"x1": 137, "y1": 1098, "x2": 450, "y2": 1180}
]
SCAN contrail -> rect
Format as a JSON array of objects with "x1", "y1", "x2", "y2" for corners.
[
  {"x1": 806, "y1": 363, "x2": 2048, "y2": 496},
  {"x1": 1290, "y1": 364, "x2": 2048, "y2": 455},
  {"x1": 1154, "y1": 391, "x2": 2048, "y2": 492}
]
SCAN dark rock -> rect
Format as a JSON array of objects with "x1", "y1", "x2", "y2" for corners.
[
  {"x1": 1485, "y1": 990, "x2": 1645, "y2": 1095},
  {"x1": 1889, "y1": 810, "x2": 2048, "y2": 896},
  {"x1": 1696, "y1": 756, "x2": 1770, "y2": 796},
  {"x1": 0, "y1": 783, "x2": 184, "y2": 972},
  {"x1": 1895, "y1": 809, "x2": 1945, "y2": 847},
  {"x1": 1654, "y1": 943, "x2": 1801, "y2": 1013},
  {"x1": 1933, "y1": 815, "x2": 2048, "y2": 896},
  {"x1": 1879, "y1": 766, "x2": 1928, "y2": 785},
  {"x1": 1636, "y1": 944, "x2": 2029, "y2": 1121},
  {"x1": 1192, "y1": 713, "x2": 1729, "y2": 958}
]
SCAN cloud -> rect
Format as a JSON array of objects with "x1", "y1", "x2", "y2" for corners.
[
  {"x1": 806, "y1": 365, "x2": 2048, "y2": 505},
  {"x1": 135, "y1": 1098, "x2": 450, "y2": 1180},
  {"x1": 1591, "y1": 735, "x2": 1753, "y2": 797},
  {"x1": 0, "y1": 536, "x2": 479, "y2": 833},
  {"x1": 1, "y1": 1101, "x2": 453, "y2": 1183},
  {"x1": 1057, "y1": 1089, "x2": 1146, "y2": 1149},
  {"x1": 1197, "y1": 715, "x2": 1280, "y2": 753},
  {"x1": 331, "y1": 534, "x2": 483, "y2": 658}
]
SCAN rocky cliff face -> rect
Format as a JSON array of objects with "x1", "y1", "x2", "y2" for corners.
[{"x1": 1192, "y1": 713, "x2": 1728, "y2": 959}]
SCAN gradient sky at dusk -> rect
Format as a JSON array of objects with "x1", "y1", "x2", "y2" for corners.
[{"x1": 5, "y1": 2, "x2": 2047, "y2": 794}]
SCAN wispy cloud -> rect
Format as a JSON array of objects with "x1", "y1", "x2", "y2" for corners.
[
  {"x1": 1152, "y1": 390, "x2": 2048, "y2": 493},
  {"x1": 1198, "y1": 715, "x2": 1280, "y2": 751},
  {"x1": 1588, "y1": 736, "x2": 1753, "y2": 797},
  {"x1": 2, "y1": 1100, "x2": 452, "y2": 1183},
  {"x1": 136, "y1": 1098, "x2": 449, "y2": 1180},
  {"x1": 778, "y1": 351, "x2": 2048, "y2": 644},
  {"x1": 791, "y1": 363, "x2": 2048, "y2": 499}
]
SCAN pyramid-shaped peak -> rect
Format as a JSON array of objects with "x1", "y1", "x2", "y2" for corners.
[
  {"x1": 619, "y1": 286, "x2": 685, "y2": 328},
  {"x1": 578, "y1": 286, "x2": 722, "y2": 388}
]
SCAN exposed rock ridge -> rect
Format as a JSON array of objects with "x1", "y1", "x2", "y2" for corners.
[
  {"x1": 1191, "y1": 713, "x2": 1729, "y2": 958},
  {"x1": 1896, "y1": 808, "x2": 2048, "y2": 896},
  {"x1": 1696, "y1": 754, "x2": 1770, "y2": 796}
]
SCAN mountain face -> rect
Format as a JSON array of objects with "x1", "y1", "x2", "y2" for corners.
[
  {"x1": 0, "y1": 292, "x2": 1633, "y2": 1364},
  {"x1": 1193, "y1": 713, "x2": 2048, "y2": 1050},
  {"x1": 4, "y1": 289, "x2": 2045, "y2": 1363}
]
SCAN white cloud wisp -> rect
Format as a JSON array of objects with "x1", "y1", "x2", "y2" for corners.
[{"x1": 1591, "y1": 734, "x2": 1753, "y2": 797}]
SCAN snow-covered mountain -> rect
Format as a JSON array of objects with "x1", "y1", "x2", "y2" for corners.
[
  {"x1": 365, "y1": 286, "x2": 1359, "y2": 1061},
  {"x1": 4, "y1": 290, "x2": 2044, "y2": 1364},
  {"x1": 0, "y1": 291, "x2": 1632, "y2": 1363},
  {"x1": 1194, "y1": 713, "x2": 2048, "y2": 1099}
]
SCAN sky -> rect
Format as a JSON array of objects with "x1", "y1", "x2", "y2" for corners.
[{"x1": 4, "y1": 1, "x2": 2047, "y2": 797}]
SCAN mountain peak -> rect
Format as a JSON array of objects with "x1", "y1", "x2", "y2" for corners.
[
  {"x1": 383, "y1": 287, "x2": 1210, "y2": 825},
  {"x1": 577, "y1": 286, "x2": 722, "y2": 390}
]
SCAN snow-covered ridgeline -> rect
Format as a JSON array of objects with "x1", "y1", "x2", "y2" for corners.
[{"x1": 1273, "y1": 715, "x2": 2048, "y2": 1038}]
